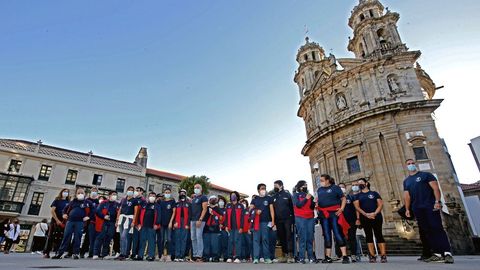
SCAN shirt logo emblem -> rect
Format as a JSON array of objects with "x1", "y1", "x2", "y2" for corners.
[
  {"x1": 195, "y1": 199, "x2": 199, "y2": 203},
  {"x1": 263, "y1": 201, "x2": 268, "y2": 206},
  {"x1": 327, "y1": 189, "x2": 332, "y2": 193},
  {"x1": 346, "y1": 199, "x2": 351, "y2": 204},
  {"x1": 416, "y1": 177, "x2": 422, "y2": 182},
  {"x1": 368, "y1": 194, "x2": 375, "y2": 199},
  {"x1": 127, "y1": 202, "x2": 132, "y2": 207},
  {"x1": 167, "y1": 205, "x2": 171, "y2": 210}
]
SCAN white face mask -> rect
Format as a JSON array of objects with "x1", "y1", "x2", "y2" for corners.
[
  {"x1": 148, "y1": 196, "x2": 156, "y2": 203},
  {"x1": 218, "y1": 201, "x2": 225, "y2": 208},
  {"x1": 259, "y1": 190, "x2": 266, "y2": 197},
  {"x1": 77, "y1": 194, "x2": 85, "y2": 200},
  {"x1": 62, "y1": 192, "x2": 69, "y2": 198},
  {"x1": 164, "y1": 193, "x2": 171, "y2": 199},
  {"x1": 341, "y1": 187, "x2": 346, "y2": 194},
  {"x1": 352, "y1": 186, "x2": 360, "y2": 192},
  {"x1": 320, "y1": 182, "x2": 327, "y2": 187},
  {"x1": 110, "y1": 195, "x2": 118, "y2": 201}
]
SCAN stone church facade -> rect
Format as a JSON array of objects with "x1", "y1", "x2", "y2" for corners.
[{"x1": 294, "y1": 0, "x2": 473, "y2": 253}]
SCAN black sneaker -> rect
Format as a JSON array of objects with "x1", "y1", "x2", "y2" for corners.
[
  {"x1": 380, "y1": 255, "x2": 387, "y2": 263},
  {"x1": 80, "y1": 254, "x2": 85, "y2": 259},
  {"x1": 369, "y1": 255, "x2": 377, "y2": 263},
  {"x1": 342, "y1": 256, "x2": 350, "y2": 264},
  {"x1": 51, "y1": 254, "x2": 62, "y2": 260},
  {"x1": 134, "y1": 257, "x2": 143, "y2": 261},
  {"x1": 425, "y1": 255, "x2": 445, "y2": 263},
  {"x1": 321, "y1": 256, "x2": 333, "y2": 263},
  {"x1": 299, "y1": 259, "x2": 305, "y2": 264},
  {"x1": 146, "y1": 257, "x2": 154, "y2": 262},
  {"x1": 444, "y1": 254, "x2": 454, "y2": 264},
  {"x1": 73, "y1": 255, "x2": 79, "y2": 260},
  {"x1": 64, "y1": 254, "x2": 72, "y2": 259},
  {"x1": 114, "y1": 255, "x2": 126, "y2": 261}
]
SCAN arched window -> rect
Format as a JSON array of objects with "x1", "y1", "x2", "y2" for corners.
[
  {"x1": 304, "y1": 54, "x2": 308, "y2": 61},
  {"x1": 359, "y1": 43, "x2": 366, "y2": 58},
  {"x1": 359, "y1": 14, "x2": 365, "y2": 21},
  {"x1": 377, "y1": 29, "x2": 386, "y2": 43},
  {"x1": 314, "y1": 70, "x2": 320, "y2": 79},
  {"x1": 312, "y1": 51, "x2": 316, "y2": 61},
  {"x1": 369, "y1": 9, "x2": 374, "y2": 18}
]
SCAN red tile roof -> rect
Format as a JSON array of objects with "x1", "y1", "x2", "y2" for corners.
[
  {"x1": 146, "y1": 168, "x2": 246, "y2": 196},
  {"x1": 461, "y1": 181, "x2": 480, "y2": 192}
]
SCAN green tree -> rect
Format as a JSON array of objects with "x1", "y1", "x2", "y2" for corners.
[{"x1": 179, "y1": 175, "x2": 211, "y2": 196}]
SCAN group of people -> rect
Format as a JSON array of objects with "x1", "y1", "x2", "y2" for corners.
[{"x1": 20, "y1": 159, "x2": 453, "y2": 264}]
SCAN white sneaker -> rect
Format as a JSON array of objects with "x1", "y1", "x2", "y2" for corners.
[
  {"x1": 259, "y1": 258, "x2": 265, "y2": 263},
  {"x1": 31, "y1": 252, "x2": 36, "y2": 254},
  {"x1": 227, "y1": 258, "x2": 233, "y2": 263},
  {"x1": 92, "y1": 256, "x2": 100, "y2": 260},
  {"x1": 234, "y1": 258, "x2": 241, "y2": 263},
  {"x1": 36, "y1": 251, "x2": 43, "y2": 255},
  {"x1": 174, "y1": 258, "x2": 179, "y2": 262},
  {"x1": 165, "y1": 255, "x2": 172, "y2": 262}
]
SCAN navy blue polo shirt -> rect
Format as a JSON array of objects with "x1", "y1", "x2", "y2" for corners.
[
  {"x1": 251, "y1": 195, "x2": 274, "y2": 223},
  {"x1": 160, "y1": 199, "x2": 176, "y2": 227},
  {"x1": 64, "y1": 199, "x2": 90, "y2": 222},
  {"x1": 403, "y1": 171, "x2": 437, "y2": 210},
  {"x1": 51, "y1": 199, "x2": 69, "y2": 220},
  {"x1": 355, "y1": 191, "x2": 382, "y2": 216},
  {"x1": 191, "y1": 195, "x2": 208, "y2": 222},
  {"x1": 97, "y1": 201, "x2": 119, "y2": 222},
  {"x1": 120, "y1": 197, "x2": 137, "y2": 215},
  {"x1": 86, "y1": 198, "x2": 99, "y2": 220},
  {"x1": 344, "y1": 194, "x2": 357, "y2": 224},
  {"x1": 142, "y1": 203, "x2": 157, "y2": 228},
  {"x1": 316, "y1": 185, "x2": 344, "y2": 208}
]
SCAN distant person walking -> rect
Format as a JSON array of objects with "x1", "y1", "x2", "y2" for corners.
[
  {"x1": 4, "y1": 218, "x2": 20, "y2": 254},
  {"x1": 31, "y1": 219, "x2": 49, "y2": 254}
]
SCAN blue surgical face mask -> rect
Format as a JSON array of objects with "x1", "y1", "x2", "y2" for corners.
[
  {"x1": 127, "y1": 190, "x2": 134, "y2": 197},
  {"x1": 62, "y1": 192, "x2": 69, "y2": 198},
  {"x1": 164, "y1": 193, "x2": 171, "y2": 199},
  {"x1": 352, "y1": 186, "x2": 360, "y2": 192},
  {"x1": 194, "y1": 188, "x2": 201, "y2": 195},
  {"x1": 407, "y1": 164, "x2": 417, "y2": 172},
  {"x1": 91, "y1": 192, "x2": 98, "y2": 198}
]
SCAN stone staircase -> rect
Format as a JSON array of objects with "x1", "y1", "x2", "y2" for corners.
[{"x1": 358, "y1": 235, "x2": 424, "y2": 256}]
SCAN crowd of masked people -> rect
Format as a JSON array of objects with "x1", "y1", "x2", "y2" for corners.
[{"x1": 33, "y1": 159, "x2": 454, "y2": 264}]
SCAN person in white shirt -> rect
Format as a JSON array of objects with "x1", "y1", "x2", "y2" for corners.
[
  {"x1": 4, "y1": 218, "x2": 20, "y2": 254},
  {"x1": 31, "y1": 219, "x2": 49, "y2": 254}
]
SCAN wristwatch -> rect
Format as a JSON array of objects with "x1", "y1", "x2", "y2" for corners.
[{"x1": 435, "y1": 200, "x2": 442, "y2": 204}]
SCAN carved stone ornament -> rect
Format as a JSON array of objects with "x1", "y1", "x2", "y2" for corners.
[
  {"x1": 378, "y1": 66, "x2": 385, "y2": 74},
  {"x1": 336, "y1": 93, "x2": 348, "y2": 110},
  {"x1": 342, "y1": 78, "x2": 348, "y2": 87}
]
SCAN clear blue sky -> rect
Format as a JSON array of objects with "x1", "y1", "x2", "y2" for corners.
[{"x1": 2, "y1": 0, "x2": 480, "y2": 196}]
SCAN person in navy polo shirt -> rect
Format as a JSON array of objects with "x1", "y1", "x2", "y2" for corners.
[
  {"x1": 250, "y1": 183, "x2": 275, "y2": 264},
  {"x1": 217, "y1": 195, "x2": 228, "y2": 262},
  {"x1": 403, "y1": 159, "x2": 454, "y2": 264},
  {"x1": 80, "y1": 187, "x2": 99, "y2": 258},
  {"x1": 130, "y1": 186, "x2": 146, "y2": 260},
  {"x1": 52, "y1": 188, "x2": 90, "y2": 260},
  {"x1": 203, "y1": 195, "x2": 223, "y2": 262},
  {"x1": 93, "y1": 192, "x2": 119, "y2": 259},
  {"x1": 225, "y1": 191, "x2": 244, "y2": 263},
  {"x1": 339, "y1": 182, "x2": 361, "y2": 262},
  {"x1": 158, "y1": 188, "x2": 176, "y2": 262},
  {"x1": 174, "y1": 189, "x2": 191, "y2": 262},
  {"x1": 190, "y1": 183, "x2": 208, "y2": 262},
  {"x1": 239, "y1": 198, "x2": 252, "y2": 262},
  {"x1": 115, "y1": 186, "x2": 137, "y2": 261},
  {"x1": 293, "y1": 180, "x2": 315, "y2": 264},
  {"x1": 316, "y1": 174, "x2": 350, "y2": 264},
  {"x1": 136, "y1": 192, "x2": 161, "y2": 261},
  {"x1": 353, "y1": 178, "x2": 387, "y2": 263},
  {"x1": 43, "y1": 188, "x2": 70, "y2": 258}
]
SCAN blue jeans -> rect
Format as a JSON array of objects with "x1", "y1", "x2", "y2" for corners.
[
  {"x1": 227, "y1": 229, "x2": 243, "y2": 259},
  {"x1": 241, "y1": 233, "x2": 252, "y2": 260},
  {"x1": 253, "y1": 222, "x2": 270, "y2": 260},
  {"x1": 295, "y1": 217, "x2": 314, "y2": 260},
  {"x1": 219, "y1": 230, "x2": 228, "y2": 259},
  {"x1": 87, "y1": 223, "x2": 97, "y2": 257},
  {"x1": 203, "y1": 233, "x2": 220, "y2": 259},
  {"x1": 157, "y1": 226, "x2": 174, "y2": 256},
  {"x1": 138, "y1": 227, "x2": 156, "y2": 259},
  {"x1": 320, "y1": 213, "x2": 345, "y2": 249},
  {"x1": 119, "y1": 217, "x2": 133, "y2": 256},
  {"x1": 413, "y1": 207, "x2": 451, "y2": 254},
  {"x1": 175, "y1": 228, "x2": 189, "y2": 259},
  {"x1": 94, "y1": 221, "x2": 115, "y2": 257},
  {"x1": 190, "y1": 221, "x2": 205, "y2": 258},
  {"x1": 58, "y1": 221, "x2": 83, "y2": 255},
  {"x1": 131, "y1": 226, "x2": 141, "y2": 257},
  {"x1": 269, "y1": 228, "x2": 277, "y2": 259}
]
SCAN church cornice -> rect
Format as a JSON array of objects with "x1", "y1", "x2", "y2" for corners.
[
  {"x1": 297, "y1": 51, "x2": 421, "y2": 117},
  {"x1": 301, "y1": 99, "x2": 443, "y2": 156}
]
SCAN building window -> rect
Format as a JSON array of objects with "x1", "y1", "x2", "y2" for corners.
[
  {"x1": 28, "y1": 192, "x2": 44, "y2": 216},
  {"x1": 413, "y1": 146, "x2": 429, "y2": 161},
  {"x1": 359, "y1": 14, "x2": 365, "y2": 21},
  {"x1": 92, "y1": 174, "x2": 103, "y2": 186},
  {"x1": 311, "y1": 51, "x2": 316, "y2": 61},
  {"x1": 116, "y1": 178, "x2": 125, "y2": 193},
  {"x1": 148, "y1": 184, "x2": 155, "y2": 192},
  {"x1": 369, "y1": 9, "x2": 374, "y2": 18},
  {"x1": 304, "y1": 54, "x2": 308, "y2": 61},
  {"x1": 347, "y1": 156, "x2": 361, "y2": 174},
  {"x1": 162, "y1": 184, "x2": 172, "y2": 192},
  {"x1": 65, "y1": 170, "x2": 78, "y2": 185},
  {"x1": 38, "y1": 165, "x2": 52, "y2": 181},
  {"x1": 8, "y1": 160, "x2": 22, "y2": 173}
]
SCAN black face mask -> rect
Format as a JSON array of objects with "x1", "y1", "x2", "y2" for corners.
[
  {"x1": 301, "y1": 187, "x2": 308, "y2": 193},
  {"x1": 179, "y1": 195, "x2": 186, "y2": 201},
  {"x1": 274, "y1": 187, "x2": 280, "y2": 193},
  {"x1": 359, "y1": 184, "x2": 366, "y2": 190}
]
